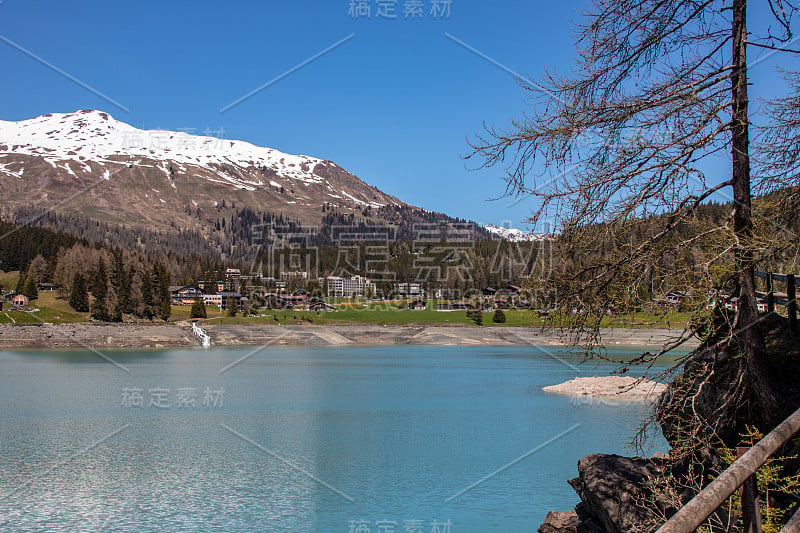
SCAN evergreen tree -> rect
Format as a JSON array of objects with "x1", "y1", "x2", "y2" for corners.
[
  {"x1": 466, "y1": 305, "x2": 483, "y2": 326},
  {"x1": 69, "y1": 272, "x2": 89, "y2": 312},
  {"x1": 90, "y1": 259, "x2": 110, "y2": 321},
  {"x1": 225, "y1": 296, "x2": 237, "y2": 317},
  {"x1": 22, "y1": 264, "x2": 38, "y2": 300},
  {"x1": 91, "y1": 258, "x2": 106, "y2": 297},
  {"x1": 112, "y1": 252, "x2": 132, "y2": 316},
  {"x1": 140, "y1": 268, "x2": 154, "y2": 319},
  {"x1": 190, "y1": 296, "x2": 207, "y2": 319},
  {"x1": 154, "y1": 263, "x2": 171, "y2": 321}
]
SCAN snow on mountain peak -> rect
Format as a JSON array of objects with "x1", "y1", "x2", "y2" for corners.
[
  {"x1": 484, "y1": 224, "x2": 547, "y2": 242},
  {"x1": 0, "y1": 109, "x2": 329, "y2": 187}
]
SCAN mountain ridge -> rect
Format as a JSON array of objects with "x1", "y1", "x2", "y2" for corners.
[
  {"x1": 0, "y1": 109, "x2": 405, "y2": 228},
  {"x1": 0, "y1": 110, "x2": 516, "y2": 248}
]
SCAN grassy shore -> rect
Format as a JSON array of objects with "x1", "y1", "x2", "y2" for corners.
[
  {"x1": 1, "y1": 270, "x2": 692, "y2": 329},
  {"x1": 209, "y1": 304, "x2": 693, "y2": 329}
]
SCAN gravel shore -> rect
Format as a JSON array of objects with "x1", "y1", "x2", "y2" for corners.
[{"x1": 0, "y1": 323, "x2": 699, "y2": 350}]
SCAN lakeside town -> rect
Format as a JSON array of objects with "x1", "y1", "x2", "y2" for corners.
[{"x1": 1, "y1": 1, "x2": 800, "y2": 532}]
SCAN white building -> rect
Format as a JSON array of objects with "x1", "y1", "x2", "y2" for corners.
[
  {"x1": 282, "y1": 271, "x2": 308, "y2": 280},
  {"x1": 203, "y1": 294, "x2": 223, "y2": 307},
  {"x1": 327, "y1": 276, "x2": 372, "y2": 298},
  {"x1": 395, "y1": 282, "x2": 423, "y2": 297}
]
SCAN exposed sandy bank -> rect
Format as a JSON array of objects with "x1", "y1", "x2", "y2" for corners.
[
  {"x1": 542, "y1": 376, "x2": 667, "y2": 400},
  {"x1": 0, "y1": 323, "x2": 699, "y2": 350}
]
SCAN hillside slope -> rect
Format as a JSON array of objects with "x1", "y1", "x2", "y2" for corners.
[{"x1": 0, "y1": 110, "x2": 403, "y2": 230}]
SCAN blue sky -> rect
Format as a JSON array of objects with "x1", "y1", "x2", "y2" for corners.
[{"x1": 0, "y1": 1, "x2": 796, "y2": 229}]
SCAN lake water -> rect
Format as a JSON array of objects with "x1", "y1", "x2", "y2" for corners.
[{"x1": 0, "y1": 345, "x2": 673, "y2": 532}]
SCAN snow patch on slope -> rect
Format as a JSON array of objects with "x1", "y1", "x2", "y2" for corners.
[{"x1": 484, "y1": 224, "x2": 547, "y2": 242}]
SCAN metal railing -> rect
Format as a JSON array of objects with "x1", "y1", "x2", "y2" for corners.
[{"x1": 656, "y1": 407, "x2": 800, "y2": 533}]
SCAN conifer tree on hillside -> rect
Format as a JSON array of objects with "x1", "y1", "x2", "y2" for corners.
[
  {"x1": 90, "y1": 258, "x2": 110, "y2": 321},
  {"x1": 153, "y1": 263, "x2": 172, "y2": 321},
  {"x1": 190, "y1": 296, "x2": 207, "y2": 319},
  {"x1": 140, "y1": 268, "x2": 154, "y2": 319},
  {"x1": 111, "y1": 252, "x2": 132, "y2": 318},
  {"x1": 226, "y1": 296, "x2": 237, "y2": 317},
  {"x1": 69, "y1": 272, "x2": 89, "y2": 312},
  {"x1": 90, "y1": 258, "x2": 105, "y2": 298},
  {"x1": 22, "y1": 264, "x2": 38, "y2": 300}
]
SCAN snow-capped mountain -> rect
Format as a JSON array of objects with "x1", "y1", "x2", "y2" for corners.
[
  {"x1": 484, "y1": 224, "x2": 547, "y2": 242},
  {"x1": 0, "y1": 110, "x2": 401, "y2": 229}
]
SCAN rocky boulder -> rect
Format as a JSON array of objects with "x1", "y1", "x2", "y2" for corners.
[
  {"x1": 539, "y1": 453, "x2": 676, "y2": 533},
  {"x1": 539, "y1": 502, "x2": 605, "y2": 532}
]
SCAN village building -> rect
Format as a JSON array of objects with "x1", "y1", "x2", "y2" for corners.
[
  {"x1": 327, "y1": 276, "x2": 372, "y2": 298},
  {"x1": 218, "y1": 291, "x2": 243, "y2": 311},
  {"x1": 665, "y1": 291, "x2": 689, "y2": 305},
  {"x1": 395, "y1": 282, "x2": 423, "y2": 297},
  {"x1": 278, "y1": 294, "x2": 309, "y2": 308},
  {"x1": 437, "y1": 301, "x2": 471, "y2": 311},
  {"x1": 11, "y1": 294, "x2": 29, "y2": 310},
  {"x1": 308, "y1": 300, "x2": 337, "y2": 312},
  {"x1": 169, "y1": 284, "x2": 204, "y2": 305},
  {"x1": 408, "y1": 299, "x2": 427, "y2": 310}
]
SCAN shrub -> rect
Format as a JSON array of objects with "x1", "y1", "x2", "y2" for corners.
[
  {"x1": 466, "y1": 307, "x2": 483, "y2": 326},
  {"x1": 492, "y1": 309, "x2": 506, "y2": 324}
]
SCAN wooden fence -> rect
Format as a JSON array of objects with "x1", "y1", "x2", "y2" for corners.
[
  {"x1": 656, "y1": 407, "x2": 800, "y2": 533},
  {"x1": 755, "y1": 271, "x2": 797, "y2": 334}
]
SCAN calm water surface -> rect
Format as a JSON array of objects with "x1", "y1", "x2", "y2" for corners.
[{"x1": 0, "y1": 345, "x2": 674, "y2": 532}]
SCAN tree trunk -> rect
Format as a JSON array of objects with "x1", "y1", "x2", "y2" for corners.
[{"x1": 731, "y1": 0, "x2": 779, "y2": 420}]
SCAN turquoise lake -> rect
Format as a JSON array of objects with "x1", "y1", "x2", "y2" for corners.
[{"x1": 0, "y1": 345, "x2": 674, "y2": 532}]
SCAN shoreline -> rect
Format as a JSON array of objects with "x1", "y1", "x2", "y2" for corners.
[{"x1": 0, "y1": 323, "x2": 700, "y2": 350}]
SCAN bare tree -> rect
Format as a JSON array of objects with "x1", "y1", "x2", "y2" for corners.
[
  {"x1": 471, "y1": 1, "x2": 800, "y2": 429},
  {"x1": 759, "y1": 71, "x2": 800, "y2": 206}
]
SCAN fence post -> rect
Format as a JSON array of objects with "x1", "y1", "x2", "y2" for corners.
[
  {"x1": 656, "y1": 407, "x2": 800, "y2": 533},
  {"x1": 738, "y1": 447, "x2": 763, "y2": 533},
  {"x1": 767, "y1": 273, "x2": 775, "y2": 314},
  {"x1": 788, "y1": 274, "x2": 797, "y2": 335}
]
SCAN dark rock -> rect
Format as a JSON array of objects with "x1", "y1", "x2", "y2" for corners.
[
  {"x1": 538, "y1": 503, "x2": 606, "y2": 533},
  {"x1": 539, "y1": 510, "x2": 578, "y2": 533},
  {"x1": 571, "y1": 454, "x2": 665, "y2": 533}
]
